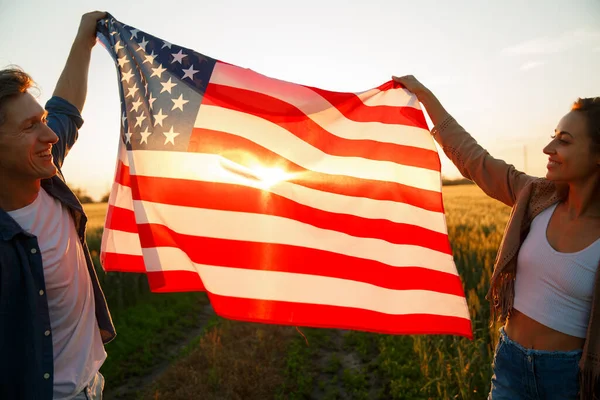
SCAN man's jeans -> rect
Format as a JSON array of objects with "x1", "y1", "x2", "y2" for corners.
[{"x1": 72, "y1": 372, "x2": 104, "y2": 400}]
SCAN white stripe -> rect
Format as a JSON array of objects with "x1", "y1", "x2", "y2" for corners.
[
  {"x1": 194, "y1": 105, "x2": 441, "y2": 192},
  {"x1": 141, "y1": 247, "x2": 468, "y2": 319},
  {"x1": 128, "y1": 151, "x2": 447, "y2": 233},
  {"x1": 101, "y1": 228, "x2": 143, "y2": 256},
  {"x1": 210, "y1": 63, "x2": 435, "y2": 150},
  {"x1": 133, "y1": 200, "x2": 456, "y2": 274},
  {"x1": 108, "y1": 182, "x2": 134, "y2": 211}
]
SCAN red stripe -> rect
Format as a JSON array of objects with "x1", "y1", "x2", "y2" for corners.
[
  {"x1": 100, "y1": 252, "x2": 146, "y2": 273},
  {"x1": 115, "y1": 158, "x2": 130, "y2": 187},
  {"x1": 105, "y1": 204, "x2": 137, "y2": 233},
  {"x1": 136, "y1": 223, "x2": 463, "y2": 296},
  {"x1": 306, "y1": 84, "x2": 428, "y2": 129},
  {"x1": 203, "y1": 84, "x2": 439, "y2": 171},
  {"x1": 147, "y1": 270, "x2": 205, "y2": 292},
  {"x1": 209, "y1": 294, "x2": 472, "y2": 338},
  {"x1": 128, "y1": 176, "x2": 450, "y2": 254},
  {"x1": 187, "y1": 129, "x2": 443, "y2": 213}
]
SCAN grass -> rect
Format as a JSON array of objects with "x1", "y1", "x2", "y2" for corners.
[{"x1": 84, "y1": 184, "x2": 511, "y2": 399}]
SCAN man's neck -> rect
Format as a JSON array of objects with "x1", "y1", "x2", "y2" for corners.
[{"x1": 0, "y1": 178, "x2": 42, "y2": 212}]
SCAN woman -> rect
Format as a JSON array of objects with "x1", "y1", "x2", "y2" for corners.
[{"x1": 392, "y1": 75, "x2": 600, "y2": 400}]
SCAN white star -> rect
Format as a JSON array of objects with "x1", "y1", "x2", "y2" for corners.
[
  {"x1": 160, "y1": 78, "x2": 177, "y2": 94},
  {"x1": 135, "y1": 112, "x2": 146, "y2": 128},
  {"x1": 131, "y1": 99, "x2": 143, "y2": 112},
  {"x1": 137, "y1": 37, "x2": 149, "y2": 52},
  {"x1": 130, "y1": 28, "x2": 140, "y2": 39},
  {"x1": 117, "y1": 56, "x2": 129, "y2": 68},
  {"x1": 125, "y1": 131, "x2": 133, "y2": 144},
  {"x1": 139, "y1": 127, "x2": 152, "y2": 144},
  {"x1": 151, "y1": 65, "x2": 166, "y2": 79},
  {"x1": 121, "y1": 69, "x2": 134, "y2": 84},
  {"x1": 121, "y1": 112, "x2": 127, "y2": 127},
  {"x1": 162, "y1": 40, "x2": 173, "y2": 49},
  {"x1": 114, "y1": 41, "x2": 124, "y2": 52},
  {"x1": 148, "y1": 94, "x2": 157, "y2": 108},
  {"x1": 181, "y1": 64, "x2": 198, "y2": 80},
  {"x1": 153, "y1": 109, "x2": 168, "y2": 126},
  {"x1": 163, "y1": 126, "x2": 180, "y2": 145},
  {"x1": 171, "y1": 94, "x2": 189, "y2": 111},
  {"x1": 144, "y1": 51, "x2": 157, "y2": 65},
  {"x1": 171, "y1": 49, "x2": 187, "y2": 64},
  {"x1": 127, "y1": 84, "x2": 139, "y2": 98}
]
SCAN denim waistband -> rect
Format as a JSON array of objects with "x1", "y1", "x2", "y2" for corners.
[{"x1": 499, "y1": 326, "x2": 583, "y2": 359}]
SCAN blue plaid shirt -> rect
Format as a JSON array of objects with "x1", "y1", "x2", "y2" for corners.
[{"x1": 0, "y1": 96, "x2": 116, "y2": 400}]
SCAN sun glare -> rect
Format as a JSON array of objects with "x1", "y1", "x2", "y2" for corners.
[{"x1": 219, "y1": 158, "x2": 294, "y2": 189}]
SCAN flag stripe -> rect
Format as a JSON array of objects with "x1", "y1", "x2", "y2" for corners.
[
  {"x1": 133, "y1": 200, "x2": 457, "y2": 273},
  {"x1": 307, "y1": 85, "x2": 428, "y2": 127},
  {"x1": 127, "y1": 176, "x2": 452, "y2": 254},
  {"x1": 209, "y1": 294, "x2": 472, "y2": 337},
  {"x1": 147, "y1": 270, "x2": 205, "y2": 292},
  {"x1": 203, "y1": 84, "x2": 440, "y2": 171},
  {"x1": 210, "y1": 62, "x2": 436, "y2": 149},
  {"x1": 101, "y1": 251, "x2": 146, "y2": 273},
  {"x1": 137, "y1": 223, "x2": 464, "y2": 295},
  {"x1": 192, "y1": 105, "x2": 441, "y2": 192},
  {"x1": 116, "y1": 156, "x2": 448, "y2": 233},
  {"x1": 144, "y1": 261, "x2": 469, "y2": 318}
]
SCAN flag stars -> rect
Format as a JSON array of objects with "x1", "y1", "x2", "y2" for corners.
[
  {"x1": 121, "y1": 112, "x2": 127, "y2": 127},
  {"x1": 135, "y1": 112, "x2": 147, "y2": 128},
  {"x1": 130, "y1": 28, "x2": 140, "y2": 39},
  {"x1": 171, "y1": 94, "x2": 189, "y2": 111},
  {"x1": 137, "y1": 37, "x2": 149, "y2": 52},
  {"x1": 114, "y1": 41, "x2": 124, "y2": 52},
  {"x1": 131, "y1": 99, "x2": 143, "y2": 112},
  {"x1": 117, "y1": 56, "x2": 129, "y2": 68},
  {"x1": 148, "y1": 94, "x2": 157, "y2": 108},
  {"x1": 161, "y1": 40, "x2": 173, "y2": 49},
  {"x1": 181, "y1": 64, "x2": 198, "y2": 80},
  {"x1": 139, "y1": 127, "x2": 152, "y2": 144},
  {"x1": 121, "y1": 69, "x2": 134, "y2": 84},
  {"x1": 144, "y1": 51, "x2": 157, "y2": 65},
  {"x1": 151, "y1": 65, "x2": 167, "y2": 79},
  {"x1": 163, "y1": 126, "x2": 180, "y2": 145},
  {"x1": 171, "y1": 49, "x2": 187, "y2": 64},
  {"x1": 127, "y1": 84, "x2": 139, "y2": 98},
  {"x1": 125, "y1": 131, "x2": 133, "y2": 144},
  {"x1": 153, "y1": 109, "x2": 168, "y2": 126},
  {"x1": 160, "y1": 78, "x2": 177, "y2": 94}
]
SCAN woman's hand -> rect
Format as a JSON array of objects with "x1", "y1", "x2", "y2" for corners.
[
  {"x1": 74, "y1": 11, "x2": 107, "y2": 49},
  {"x1": 392, "y1": 75, "x2": 431, "y2": 99}
]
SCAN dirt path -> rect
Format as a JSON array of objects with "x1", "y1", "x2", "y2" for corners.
[{"x1": 104, "y1": 303, "x2": 215, "y2": 399}]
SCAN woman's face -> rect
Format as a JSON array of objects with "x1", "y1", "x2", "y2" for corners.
[{"x1": 543, "y1": 111, "x2": 600, "y2": 183}]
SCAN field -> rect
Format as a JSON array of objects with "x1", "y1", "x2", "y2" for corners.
[{"x1": 83, "y1": 184, "x2": 511, "y2": 399}]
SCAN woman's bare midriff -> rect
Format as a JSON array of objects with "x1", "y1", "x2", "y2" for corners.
[{"x1": 504, "y1": 308, "x2": 585, "y2": 351}]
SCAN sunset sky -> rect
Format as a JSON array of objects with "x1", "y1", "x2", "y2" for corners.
[{"x1": 1, "y1": 0, "x2": 599, "y2": 200}]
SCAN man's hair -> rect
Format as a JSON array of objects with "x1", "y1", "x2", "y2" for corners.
[
  {"x1": 571, "y1": 97, "x2": 600, "y2": 153},
  {"x1": 0, "y1": 67, "x2": 35, "y2": 127}
]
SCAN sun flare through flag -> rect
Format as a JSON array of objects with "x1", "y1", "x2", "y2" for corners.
[{"x1": 96, "y1": 15, "x2": 472, "y2": 338}]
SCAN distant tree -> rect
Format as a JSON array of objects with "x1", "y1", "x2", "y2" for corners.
[
  {"x1": 100, "y1": 192, "x2": 110, "y2": 203},
  {"x1": 441, "y1": 177, "x2": 474, "y2": 186},
  {"x1": 70, "y1": 187, "x2": 95, "y2": 204}
]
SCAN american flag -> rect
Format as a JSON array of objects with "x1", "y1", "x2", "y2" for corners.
[{"x1": 96, "y1": 15, "x2": 472, "y2": 337}]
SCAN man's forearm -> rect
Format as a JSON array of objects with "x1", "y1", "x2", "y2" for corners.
[{"x1": 53, "y1": 38, "x2": 94, "y2": 112}]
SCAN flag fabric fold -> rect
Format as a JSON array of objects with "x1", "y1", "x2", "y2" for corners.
[{"x1": 96, "y1": 14, "x2": 472, "y2": 337}]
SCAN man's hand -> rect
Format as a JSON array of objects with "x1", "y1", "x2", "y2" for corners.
[
  {"x1": 74, "y1": 11, "x2": 107, "y2": 49},
  {"x1": 392, "y1": 75, "x2": 431, "y2": 100},
  {"x1": 53, "y1": 11, "x2": 106, "y2": 112}
]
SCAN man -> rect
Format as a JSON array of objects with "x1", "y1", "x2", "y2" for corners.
[{"x1": 0, "y1": 11, "x2": 115, "y2": 400}]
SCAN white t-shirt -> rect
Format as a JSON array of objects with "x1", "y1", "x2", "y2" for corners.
[{"x1": 7, "y1": 189, "x2": 106, "y2": 399}]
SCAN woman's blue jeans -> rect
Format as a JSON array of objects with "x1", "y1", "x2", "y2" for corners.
[{"x1": 488, "y1": 327, "x2": 581, "y2": 399}]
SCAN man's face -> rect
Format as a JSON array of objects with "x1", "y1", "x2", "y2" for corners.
[{"x1": 0, "y1": 92, "x2": 59, "y2": 184}]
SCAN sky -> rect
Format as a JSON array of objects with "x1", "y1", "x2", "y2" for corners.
[{"x1": 0, "y1": 0, "x2": 599, "y2": 200}]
